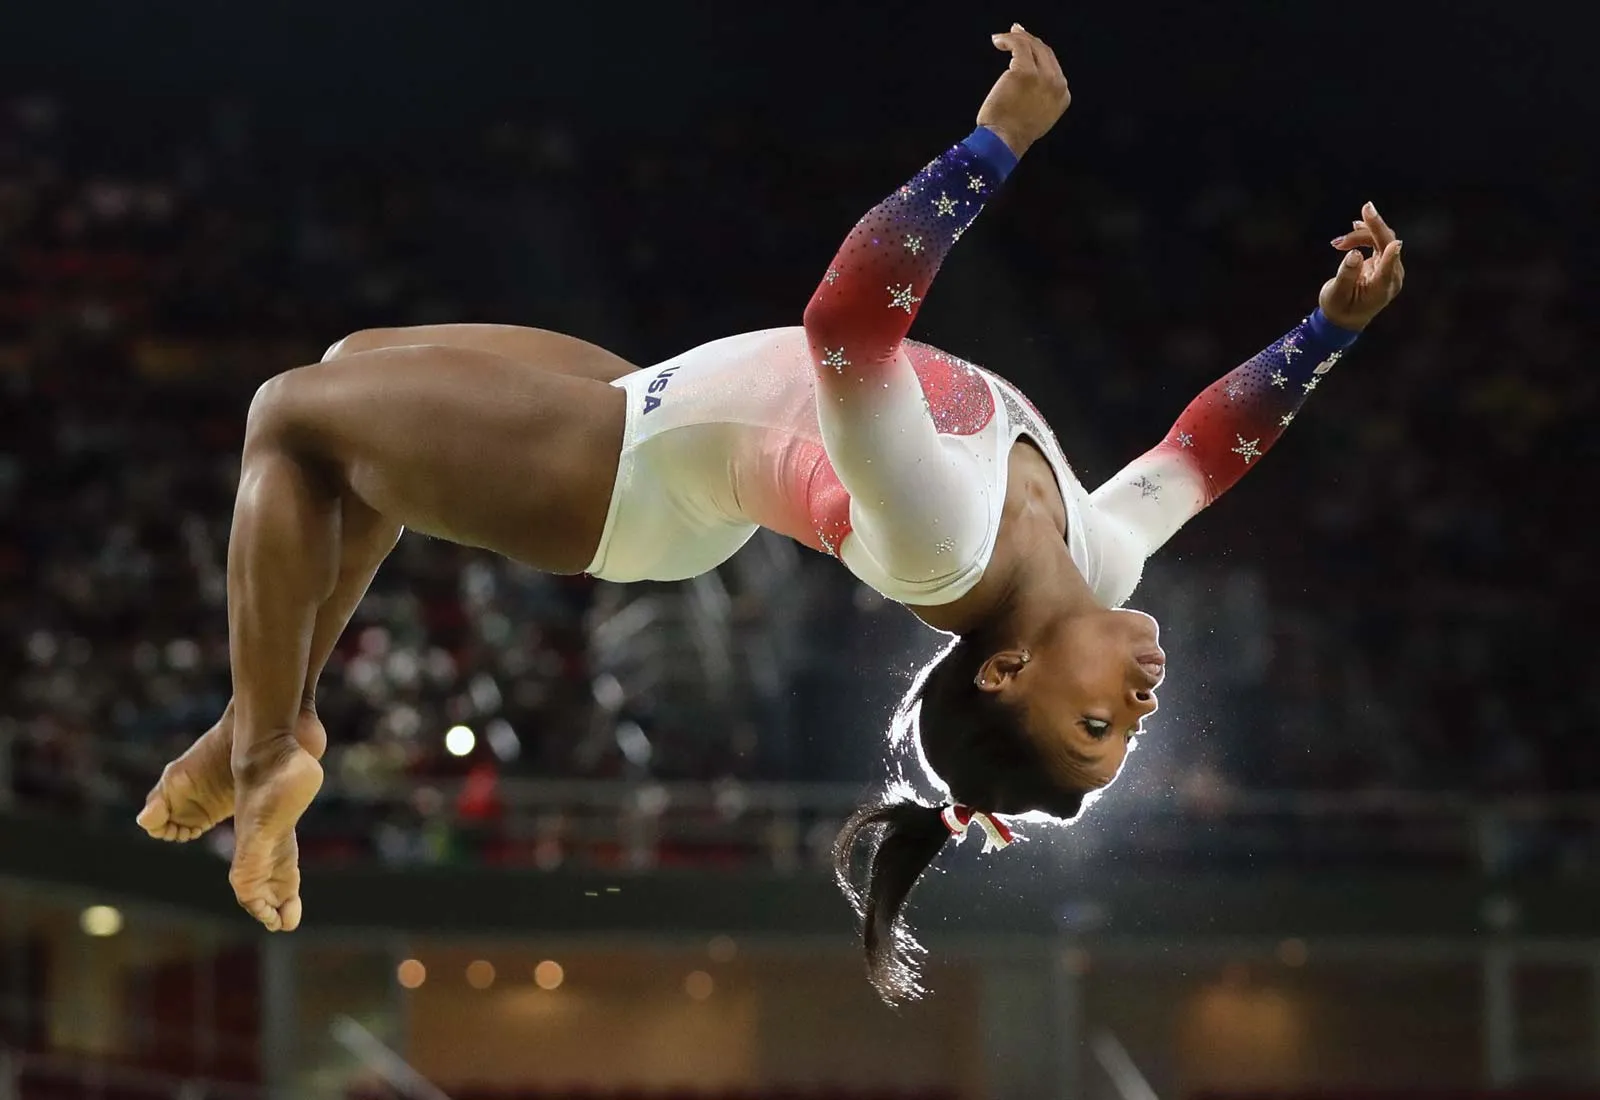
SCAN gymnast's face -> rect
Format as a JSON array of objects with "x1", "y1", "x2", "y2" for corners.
[{"x1": 976, "y1": 608, "x2": 1163, "y2": 790}]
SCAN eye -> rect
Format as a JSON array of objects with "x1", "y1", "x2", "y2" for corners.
[{"x1": 1082, "y1": 718, "x2": 1112, "y2": 739}]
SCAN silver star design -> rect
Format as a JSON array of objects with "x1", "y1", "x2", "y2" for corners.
[
  {"x1": 1175, "y1": 431, "x2": 1194, "y2": 448},
  {"x1": 897, "y1": 184, "x2": 916, "y2": 201},
  {"x1": 819, "y1": 531, "x2": 839, "y2": 557},
  {"x1": 1133, "y1": 474, "x2": 1161, "y2": 499},
  {"x1": 933, "y1": 192, "x2": 959, "y2": 217},
  {"x1": 968, "y1": 174, "x2": 985, "y2": 192},
  {"x1": 1282, "y1": 335, "x2": 1301, "y2": 363},
  {"x1": 887, "y1": 283, "x2": 922, "y2": 312},
  {"x1": 1279, "y1": 412, "x2": 1296, "y2": 427},
  {"x1": 1314, "y1": 350, "x2": 1343, "y2": 375},
  {"x1": 820, "y1": 347, "x2": 850, "y2": 372},
  {"x1": 1224, "y1": 381, "x2": 1243, "y2": 399},
  {"x1": 824, "y1": 267, "x2": 840, "y2": 285},
  {"x1": 904, "y1": 234, "x2": 924, "y2": 255},
  {"x1": 934, "y1": 537, "x2": 957, "y2": 554},
  {"x1": 1302, "y1": 375, "x2": 1321, "y2": 394},
  {"x1": 1231, "y1": 435, "x2": 1263, "y2": 464},
  {"x1": 1269, "y1": 370, "x2": 1288, "y2": 388}
]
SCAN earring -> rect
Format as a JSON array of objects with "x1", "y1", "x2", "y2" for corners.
[{"x1": 1019, "y1": 650, "x2": 1032, "y2": 665}]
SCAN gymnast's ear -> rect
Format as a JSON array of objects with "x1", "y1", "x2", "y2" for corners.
[
  {"x1": 832, "y1": 799, "x2": 953, "y2": 1004},
  {"x1": 972, "y1": 648, "x2": 1030, "y2": 693}
]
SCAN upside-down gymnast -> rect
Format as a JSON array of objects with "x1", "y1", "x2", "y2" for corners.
[{"x1": 136, "y1": 26, "x2": 1405, "y2": 1001}]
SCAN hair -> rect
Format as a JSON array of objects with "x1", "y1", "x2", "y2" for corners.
[{"x1": 833, "y1": 633, "x2": 1089, "y2": 1005}]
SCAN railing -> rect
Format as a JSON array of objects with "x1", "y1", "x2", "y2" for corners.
[
  {"x1": 289, "y1": 779, "x2": 1600, "y2": 876},
  {"x1": 9, "y1": 731, "x2": 1600, "y2": 876},
  {"x1": 0, "y1": 1047, "x2": 262, "y2": 1100}
]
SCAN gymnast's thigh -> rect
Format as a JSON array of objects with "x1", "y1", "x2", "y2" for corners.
[{"x1": 255, "y1": 344, "x2": 627, "y2": 573}]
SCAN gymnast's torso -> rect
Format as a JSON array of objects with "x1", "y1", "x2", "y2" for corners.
[{"x1": 588, "y1": 326, "x2": 1148, "y2": 608}]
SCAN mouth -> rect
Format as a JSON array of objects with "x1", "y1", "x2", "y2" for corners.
[{"x1": 1135, "y1": 648, "x2": 1166, "y2": 687}]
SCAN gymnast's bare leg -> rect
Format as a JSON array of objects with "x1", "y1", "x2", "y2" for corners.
[
  {"x1": 140, "y1": 334, "x2": 629, "y2": 930},
  {"x1": 139, "y1": 325, "x2": 638, "y2": 843}
]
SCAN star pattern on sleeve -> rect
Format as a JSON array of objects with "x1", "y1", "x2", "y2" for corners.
[
  {"x1": 904, "y1": 235, "x2": 924, "y2": 255},
  {"x1": 820, "y1": 347, "x2": 850, "y2": 372},
  {"x1": 887, "y1": 283, "x2": 922, "y2": 313},
  {"x1": 933, "y1": 192, "x2": 959, "y2": 217},
  {"x1": 968, "y1": 174, "x2": 986, "y2": 192},
  {"x1": 1132, "y1": 474, "x2": 1161, "y2": 499},
  {"x1": 824, "y1": 267, "x2": 840, "y2": 285},
  {"x1": 1152, "y1": 311, "x2": 1360, "y2": 506}
]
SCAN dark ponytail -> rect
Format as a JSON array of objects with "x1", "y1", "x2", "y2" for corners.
[
  {"x1": 832, "y1": 799, "x2": 952, "y2": 1005},
  {"x1": 836, "y1": 634, "x2": 1089, "y2": 1004}
]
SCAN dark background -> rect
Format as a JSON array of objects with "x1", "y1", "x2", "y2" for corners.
[
  {"x1": 2, "y1": 0, "x2": 1594, "y2": 835},
  {"x1": 1, "y1": 4, "x2": 1598, "y2": 1098}
]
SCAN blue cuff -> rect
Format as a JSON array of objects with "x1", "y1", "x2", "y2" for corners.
[
  {"x1": 962, "y1": 126, "x2": 1019, "y2": 183},
  {"x1": 1308, "y1": 307, "x2": 1362, "y2": 349}
]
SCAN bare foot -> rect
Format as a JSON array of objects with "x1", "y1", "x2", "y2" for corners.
[
  {"x1": 229, "y1": 743, "x2": 324, "y2": 932},
  {"x1": 138, "y1": 706, "x2": 326, "y2": 843}
]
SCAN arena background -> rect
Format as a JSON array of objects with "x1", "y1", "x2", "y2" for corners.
[{"x1": 1, "y1": 2, "x2": 1594, "y2": 1098}]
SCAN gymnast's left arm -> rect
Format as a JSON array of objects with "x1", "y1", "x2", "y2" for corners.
[{"x1": 1090, "y1": 202, "x2": 1407, "y2": 555}]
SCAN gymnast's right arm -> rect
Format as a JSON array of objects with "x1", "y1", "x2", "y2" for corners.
[{"x1": 801, "y1": 26, "x2": 1070, "y2": 580}]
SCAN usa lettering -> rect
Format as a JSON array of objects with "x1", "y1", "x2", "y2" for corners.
[{"x1": 642, "y1": 364, "x2": 682, "y2": 414}]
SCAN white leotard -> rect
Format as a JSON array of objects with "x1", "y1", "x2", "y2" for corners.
[{"x1": 588, "y1": 327, "x2": 1146, "y2": 608}]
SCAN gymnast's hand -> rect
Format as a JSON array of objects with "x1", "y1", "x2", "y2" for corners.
[
  {"x1": 977, "y1": 24, "x2": 1071, "y2": 158},
  {"x1": 1322, "y1": 202, "x2": 1406, "y2": 331}
]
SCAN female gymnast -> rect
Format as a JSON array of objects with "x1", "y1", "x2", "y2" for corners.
[{"x1": 136, "y1": 26, "x2": 1404, "y2": 1001}]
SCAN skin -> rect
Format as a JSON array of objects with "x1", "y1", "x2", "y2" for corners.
[{"x1": 139, "y1": 26, "x2": 1405, "y2": 930}]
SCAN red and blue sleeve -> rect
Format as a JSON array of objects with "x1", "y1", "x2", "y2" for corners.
[
  {"x1": 1090, "y1": 310, "x2": 1362, "y2": 560},
  {"x1": 802, "y1": 126, "x2": 1016, "y2": 375},
  {"x1": 799, "y1": 128, "x2": 1017, "y2": 589}
]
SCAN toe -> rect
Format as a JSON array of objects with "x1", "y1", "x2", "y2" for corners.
[
  {"x1": 244, "y1": 899, "x2": 283, "y2": 932},
  {"x1": 137, "y1": 795, "x2": 169, "y2": 834}
]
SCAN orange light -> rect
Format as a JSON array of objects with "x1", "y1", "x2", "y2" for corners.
[
  {"x1": 685, "y1": 970, "x2": 714, "y2": 1000},
  {"x1": 397, "y1": 959, "x2": 426, "y2": 989},
  {"x1": 466, "y1": 960, "x2": 496, "y2": 989},
  {"x1": 534, "y1": 960, "x2": 564, "y2": 990}
]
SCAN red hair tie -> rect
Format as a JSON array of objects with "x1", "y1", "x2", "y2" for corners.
[{"x1": 940, "y1": 804, "x2": 1017, "y2": 853}]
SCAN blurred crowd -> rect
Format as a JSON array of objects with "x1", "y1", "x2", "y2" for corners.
[{"x1": 0, "y1": 90, "x2": 1592, "y2": 861}]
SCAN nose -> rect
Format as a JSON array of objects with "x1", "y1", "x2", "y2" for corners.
[{"x1": 1130, "y1": 686, "x2": 1159, "y2": 715}]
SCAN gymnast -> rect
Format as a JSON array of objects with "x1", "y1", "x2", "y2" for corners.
[{"x1": 136, "y1": 25, "x2": 1405, "y2": 1001}]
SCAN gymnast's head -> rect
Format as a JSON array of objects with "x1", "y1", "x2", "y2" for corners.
[{"x1": 833, "y1": 606, "x2": 1162, "y2": 1003}]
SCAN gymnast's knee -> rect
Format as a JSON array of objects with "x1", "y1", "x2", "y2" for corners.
[
  {"x1": 243, "y1": 367, "x2": 322, "y2": 456},
  {"x1": 321, "y1": 328, "x2": 398, "y2": 362}
]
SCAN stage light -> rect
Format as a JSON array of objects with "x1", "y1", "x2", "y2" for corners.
[
  {"x1": 80, "y1": 906, "x2": 123, "y2": 938},
  {"x1": 466, "y1": 960, "x2": 496, "y2": 989},
  {"x1": 685, "y1": 970, "x2": 714, "y2": 1000},
  {"x1": 397, "y1": 959, "x2": 427, "y2": 989},
  {"x1": 444, "y1": 725, "x2": 476, "y2": 756},
  {"x1": 534, "y1": 960, "x2": 564, "y2": 990}
]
